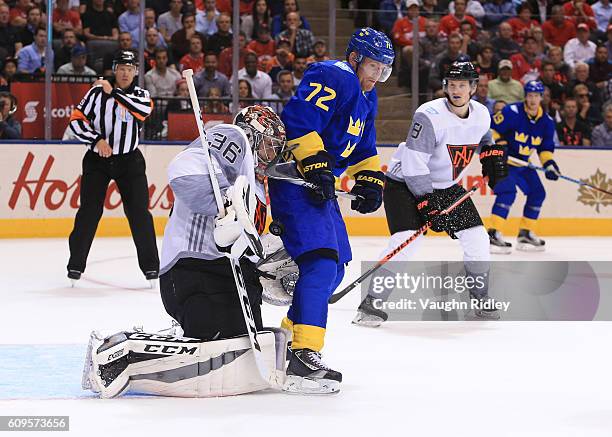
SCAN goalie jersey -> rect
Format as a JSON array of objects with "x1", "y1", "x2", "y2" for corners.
[
  {"x1": 160, "y1": 124, "x2": 266, "y2": 275},
  {"x1": 386, "y1": 98, "x2": 492, "y2": 196}
]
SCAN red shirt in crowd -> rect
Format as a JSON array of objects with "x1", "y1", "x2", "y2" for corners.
[
  {"x1": 179, "y1": 53, "x2": 205, "y2": 74},
  {"x1": 196, "y1": 0, "x2": 251, "y2": 15},
  {"x1": 218, "y1": 47, "x2": 255, "y2": 77},
  {"x1": 438, "y1": 14, "x2": 478, "y2": 38},
  {"x1": 506, "y1": 17, "x2": 539, "y2": 44},
  {"x1": 510, "y1": 53, "x2": 542, "y2": 83},
  {"x1": 196, "y1": 0, "x2": 230, "y2": 13},
  {"x1": 391, "y1": 16, "x2": 428, "y2": 46},
  {"x1": 9, "y1": 5, "x2": 28, "y2": 25},
  {"x1": 541, "y1": 19, "x2": 576, "y2": 47},
  {"x1": 53, "y1": 8, "x2": 82, "y2": 30},
  {"x1": 562, "y1": 2, "x2": 597, "y2": 30},
  {"x1": 247, "y1": 39, "x2": 276, "y2": 58}
]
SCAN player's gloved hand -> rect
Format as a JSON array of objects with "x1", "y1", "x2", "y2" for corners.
[
  {"x1": 350, "y1": 170, "x2": 385, "y2": 214},
  {"x1": 415, "y1": 192, "x2": 449, "y2": 233},
  {"x1": 301, "y1": 151, "x2": 336, "y2": 201},
  {"x1": 479, "y1": 144, "x2": 508, "y2": 190},
  {"x1": 543, "y1": 160, "x2": 560, "y2": 181}
]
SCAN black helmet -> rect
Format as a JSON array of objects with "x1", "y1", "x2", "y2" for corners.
[
  {"x1": 112, "y1": 50, "x2": 138, "y2": 71},
  {"x1": 443, "y1": 61, "x2": 479, "y2": 83}
]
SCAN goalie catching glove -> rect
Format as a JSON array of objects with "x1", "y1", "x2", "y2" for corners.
[
  {"x1": 256, "y1": 233, "x2": 298, "y2": 306},
  {"x1": 214, "y1": 175, "x2": 263, "y2": 257}
]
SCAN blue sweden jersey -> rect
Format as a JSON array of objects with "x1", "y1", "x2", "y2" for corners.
[
  {"x1": 280, "y1": 60, "x2": 381, "y2": 177},
  {"x1": 491, "y1": 102, "x2": 556, "y2": 165}
]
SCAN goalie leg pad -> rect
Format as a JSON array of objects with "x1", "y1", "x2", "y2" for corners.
[{"x1": 85, "y1": 330, "x2": 281, "y2": 398}]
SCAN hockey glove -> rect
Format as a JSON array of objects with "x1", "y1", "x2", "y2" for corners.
[
  {"x1": 416, "y1": 192, "x2": 449, "y2": 233},
  {"x1": 301, "y1": 151, "x2": 336, "y2": 201},
  {"x1": 543, "y1": 159, "x2": 560, "y2": 181},
  {"x1": 350, "y1": 170, "x2": 385, "y2": 214},
  {"x1": 480, "y1": 144, "x2": 508, "y2": 190}
]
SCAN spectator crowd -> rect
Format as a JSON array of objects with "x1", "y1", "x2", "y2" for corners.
[
  {"x1": 0, "y1": 0, "x2": 611, "y2": 144},
  {"x1": 376, "y1": 0, "x2": 612, "y2": 145},
  {"x1": 0, "y1": 0, "x2": 330, "y2": 139}
]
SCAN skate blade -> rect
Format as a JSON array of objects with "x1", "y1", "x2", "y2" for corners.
[
  {"x1": 352, "y1": 312, "x2": 384, "y2": 328},
  {"x1": 82, "y1": 330, "x2": 103, "y2": 392},
  {"x1": 490, "y1": 245, "x2": 512, "y2": 255},
  {"x1": 282, "y1": 375, "x2": 340, "y2": 395},
  {"x1": 70, "y1": 278, "x2": 78, "y2": 288},
  {"x1": 516, "y1": 243, "x2": 545, "y2": 252}
]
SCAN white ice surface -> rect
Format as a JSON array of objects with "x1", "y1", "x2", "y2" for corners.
[{"x1": 1, "y1": 237, "x2": 611, "y2": 437}]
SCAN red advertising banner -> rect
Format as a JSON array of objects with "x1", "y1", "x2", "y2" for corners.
[
  {"x1": 167, "y1": 111, "x2": 233, "y2": 141},
  {"x1": 11, "y1": 82, "x2": 91, "y2": 139}
]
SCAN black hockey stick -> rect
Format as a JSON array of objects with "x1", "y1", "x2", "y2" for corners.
[
  {"x1": 328, "y1": 183, "x2": 482, "y2": 304},
  {"x1": 507, "y1": 156, "x2": 612, "y2": 197},
  {"x1": 263, "y1": 161, "x2": 360, "y2": 200}
]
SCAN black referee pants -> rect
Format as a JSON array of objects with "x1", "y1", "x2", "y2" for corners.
[{"x1": 67, "y1": 149, "x2": 159, "y2": 275}]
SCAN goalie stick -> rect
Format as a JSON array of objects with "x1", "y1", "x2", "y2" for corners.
[
  {"x1": 328, "y1": 183, "x2": 482, "y2": 304},
  {"x1": 507, "y1": 156, "x2": 612, "y2": 197},
  {"x1": 182, "y1": 69, "x2": 276, "y2": 387}
]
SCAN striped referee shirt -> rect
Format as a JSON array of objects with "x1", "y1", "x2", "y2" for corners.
[{"x1": 69, "y1": 83, "x2": 153, "y2": 154}]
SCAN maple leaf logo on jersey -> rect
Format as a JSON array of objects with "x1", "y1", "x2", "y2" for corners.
[{"x1": 446, "y1": 144, "x2": 478, "y2": 180}]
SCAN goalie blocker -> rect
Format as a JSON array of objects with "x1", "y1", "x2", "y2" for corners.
[{"x1": 82, "y1": 327, "x2": 290, "y2": 398}]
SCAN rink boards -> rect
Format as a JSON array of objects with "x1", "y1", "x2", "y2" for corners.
[{"x1": 0, "y1": 142, "x2": 611, "y2": 237}]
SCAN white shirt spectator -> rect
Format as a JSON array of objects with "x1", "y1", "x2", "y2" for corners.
[
  {"x1": 449, "y1": 0, "x2": 485, "y2": 23},
  {"x1": 158, "y1": 11, "x2": 182, "y2": 39},
  {"x1": 232, "y1": 68, "x2": 273, "y2": 99},
  {"x1": 564, "y1": 38, "x2": 597, "y2": 68},
  {"x1": 56, "y1": 62, "x2": 96, "y2": 75},
  {"x1": 145, "y1": 67, "x2": 182, "y2": 97},
  {"x1": 593, "y1": 0, "x2": 612, "y2": 33}
]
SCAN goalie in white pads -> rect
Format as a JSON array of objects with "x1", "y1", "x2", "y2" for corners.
[
  {"x1": 82, "y1": 105, "x2": 292, "y2": 398},
  {"x1": 353, "y1": 61, "x2": 508, "y2": 326}
]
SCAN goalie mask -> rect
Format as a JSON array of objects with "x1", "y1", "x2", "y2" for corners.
[{"x1": 233, "y1": 105, "x2": 286, "y2": 173}]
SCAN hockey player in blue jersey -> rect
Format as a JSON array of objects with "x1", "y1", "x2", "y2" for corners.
[
  {"x1": 268, "y1": 27, "x2": 394, "y2": 394},
  {"x1": 488, "y1": 80, "x2": 560, "y2": 253}
]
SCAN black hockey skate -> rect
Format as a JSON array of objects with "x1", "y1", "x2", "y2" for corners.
[
  {"x1": 145, "y1": 270, "x2": 159, "y2": 289},
  {"x1": 469, "y1": 292, "x2": 501, "y2": 320},
  {"x1": 516, "y1": 229, "x2": 545, "y2": 252},
  {"x1": 488, "y1": 228, "x2": 512, "y2": 254},
  {"x1": 284, "y1": 348, "x2": 342, "y2": 394},
  {"x1": 68, "y1": 270, "x2": 81, "y2": 287},
  {"x1": 352, "y1": 295, "x2": 389, "y2": 327}
]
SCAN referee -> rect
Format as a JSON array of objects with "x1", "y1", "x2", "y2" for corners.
[{"x1": 67, "y1": 50, "x2": 159, "y2": 284}]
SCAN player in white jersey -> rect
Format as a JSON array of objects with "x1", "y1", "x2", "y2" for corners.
[
  {"x1": 81, "y1": 106, "x2": 293, "y2": 398},
  {"x1": 353, "y1": 62, "x2": 508, "y2": 326}
]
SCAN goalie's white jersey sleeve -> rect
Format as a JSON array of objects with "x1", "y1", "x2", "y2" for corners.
[
  {"x1": 386, "y1": 98, "x2": 492, "y2": 196},
  {"x1": 160, "y1": 124, "x2": 265, "y2": 274}
]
